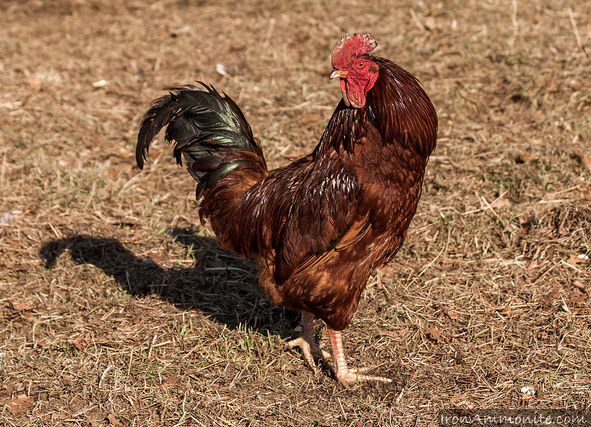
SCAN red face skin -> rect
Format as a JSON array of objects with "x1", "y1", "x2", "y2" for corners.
[{"x1": 331, "y1": 58, "x2": 379, "y2": 109}]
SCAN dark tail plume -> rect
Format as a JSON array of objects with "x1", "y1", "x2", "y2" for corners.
[{"x1": 136, "y1": 84, "x2": 266, "y2": 198}]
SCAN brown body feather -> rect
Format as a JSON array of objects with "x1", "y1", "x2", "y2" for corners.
[{"x1": 137, "y1": 57, "x2": 437, "y2": 331}]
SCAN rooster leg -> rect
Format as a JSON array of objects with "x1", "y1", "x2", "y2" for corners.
[
  {"x1": 286, "y1": 311, "x2": 331, "y2": 372},
  {"x1": 328, "y1": 328, "x2": 392, "y2": 386}
]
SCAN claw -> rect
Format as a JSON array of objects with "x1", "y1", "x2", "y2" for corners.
[
  {"x1": 335, "y1": 368, "x2": 392, "y2": 386},
  {"x1": 286, "y1": 312, "x2": 331, "y2": 373},
  {"x1": 286, "y1": 336, "x2": 330, "y2": 373}
]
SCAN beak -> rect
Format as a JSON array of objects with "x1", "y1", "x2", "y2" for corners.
[{"x1": 330, "y1": 69, "x2": 348, "y2": 80}]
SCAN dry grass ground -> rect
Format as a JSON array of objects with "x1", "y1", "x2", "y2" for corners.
[{"x1": 1, "y1": 0, "x2": 590, "y2": 425}]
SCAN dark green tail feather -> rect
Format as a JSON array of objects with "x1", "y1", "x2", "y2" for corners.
[{"x1": 136, "y1": 83, "x2": 266, "y2": 198}]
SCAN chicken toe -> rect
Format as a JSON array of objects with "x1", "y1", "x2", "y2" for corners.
[
  {"x1": 328, "y1": 328, "x2": 392, "y2": 386},
  {"x1": 286, "y1": 312, "x2": 331, "y2": 371}
]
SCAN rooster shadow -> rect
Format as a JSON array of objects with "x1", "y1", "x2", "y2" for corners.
[{"x1": 39, "y1": 229, "x2": 297, "y2": 338}]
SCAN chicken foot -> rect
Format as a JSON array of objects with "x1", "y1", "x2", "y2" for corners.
[
  {"x1": 328, "y1": 328, "x2": 392, "y2": 386},
  {"x1": 287, "y1": 313, "x2": 392, "y2": 385},
  {"x1": 286, "y1": 311, "x2": 331, "y2": 372}
]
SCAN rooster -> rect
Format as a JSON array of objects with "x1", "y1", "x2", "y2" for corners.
[{"x1": 136, "y1": 34, "x2": 437, "y2": 385}]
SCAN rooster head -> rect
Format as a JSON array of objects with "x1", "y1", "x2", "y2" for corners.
[{"x1": 330, "y1": 33, "x2": 379, "y2": 109}]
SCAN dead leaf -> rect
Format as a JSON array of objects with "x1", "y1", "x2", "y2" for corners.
[
  {"x1": 132, "y1": 309, "x2": 149, "y2": 325},
  {"x1": 444, "y1": 310, "x2": 459, "y2": 320},
  {"x1": 514, "y1": 152, "x2": 538, "y2": 163},
  {"x1": 23, "y1": 77, "x2": 42, "y2": 89},
  {"x1": 492, "y1": 197, "x2": 512, "y2": 209},
  {"x1": 163, "y1": 375, "x2": 181, "y2": 390},
  {"x1": 532, "y1": 111, "x2": 546, "y2": 123},
  {"x1": 4, "y1": 299, "x2": 35, "y2": 319},
  {"x1": 428, "y1": 327, "x2": 442, "y2": 342},
  {"x1": 499, "y1": 305, "x2": 511, "y2": 315},
  {"x1": 149, "y1": 149, "x2": 161, "y2": 160},
  {"x1": 7, "y1": 394, "x2": 32, "y2": 414},
  {"x1": 573, "y1": 281, "x2": 587, "y2": 293},
  {"x1": 528, "y1": 260, "x2": 538, "y2": 270},
  {"x1": 573, "y1": 152, "x2": 591, "y2": 171},
  {"x1": 568, "y1": 79, "x2": 582, "y2": 90},
  {"x1": 51, "y1": 411, "x2": 67, "y2": 421},
  {"x1": 73, "y1": 338, "x2": 90, "y2": 350},
  {"x1": 148, "y1": 253, "x2": 162, "y2": 264},
  {"x1": 539, "y1": 288, "x2": 559, "y2": 306},
  {"x1": 523, "y1": 152, "x2": 538, "y2": 161},
  {"x1": 117, "y1": 147, "x2": 133, "y2": 157},
  {"x1": 107, "y1": 413, "x2": 122, "y2": 426},
  {"x1": 566, "y1": 253, "x2": 589, "y2": 268},
  {"x1": 450, "y1": 393, "x2": 468, "y2": 405},
  {"x1": 566, "y1": 294, "x2": 587, "y2": 304},
  {"x1": 8, "y1": 300, "x2": 36, "y2": 311}
]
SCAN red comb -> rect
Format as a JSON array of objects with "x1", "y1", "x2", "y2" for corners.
[{"x1": 331, "y1": 33, "x2": 377, "y2": 68}]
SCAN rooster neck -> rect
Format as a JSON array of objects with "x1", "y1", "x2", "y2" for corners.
[
  {"x1": 315, "y1": 57, "x2": 438, "y2": 161},
  {"x1": 367, "y1": 57, "x2": 438, "y2": 158}
]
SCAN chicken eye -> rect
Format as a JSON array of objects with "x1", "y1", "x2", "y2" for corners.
[{"x1": 357, "y1": 61, "x2": 365, "y2": 68}]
